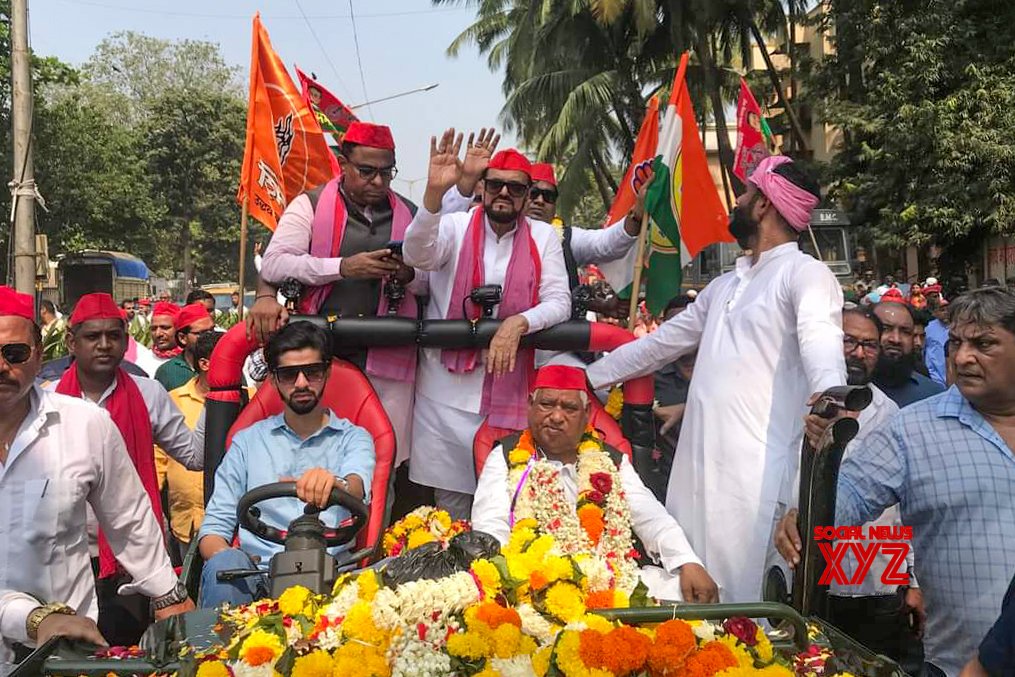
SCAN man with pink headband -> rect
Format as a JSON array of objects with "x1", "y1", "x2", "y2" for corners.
[{"x1": 587, "y1": 154, "x2": 846, "y2": 603}]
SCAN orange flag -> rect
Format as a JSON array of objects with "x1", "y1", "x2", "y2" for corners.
[
  {"x1": 237, "y1": 14, "x2": 336, "y2": 231},
  {"x1": 605, "y1": 95, "x2": 660, "y2": 226}
]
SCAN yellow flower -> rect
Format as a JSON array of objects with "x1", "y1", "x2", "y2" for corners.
[
  {"x1": 290, "y1": 649, "x2": 333, "y2": 677},
  {"x1": 195, "y1": 660, "x2": 231, "y2": 677},
  {"x1": 238, "y1": 629, "x2": 284, "y2": 667},
  {"x1": 532, "y1": 646, "x2": 553, "y2": 677},
  {"x1": 475, "y1": 667, "x2": 503, "y2": 677},
  {"x1": 357, "y1": 570, "x2": 380, "y2": 601},
  {"x1": 718, "y1": 633, "x2": 755, "y2": 668},
  {"x1": 407, "y1": 529, "x2": 437, "y2": 550},
  {"x1": 543, "y1": 556, "x2": 575, "y2": 584},
  {"x1": 471, "y1": 559, "x2": 504, "y2": 597},
  {"x1": 604, "y1": 386, "x2": 623, "y2": 419},
  {"x1": 277, "y1": 585, "x2": 313, "y2": 617},
  {"x1": 581, "y1": 614, "x2": 613, "y2": 634},
  {"x1": 343, "y1": 600, "x2": 387, "y2": 645},
  {"x1": 447, "y1": 631, "x2": 491, "y2": 660},
  {"x1": 543, "y1": 581, "x2": 586, "y2": 623},
  {"x1": 554, "y1": 630, "x2": 612, "y2": 677},
  {"x1": 754, "y1": 626, "x2": 774, "y2": 663},
  {"x1": 577, "y1": 441, "x2": 600, "y2": 455},
  {"x1": 490, "y1": 623, "x2": 523, "y2": 658},
  {"x1": 508, "y1": 446, "x2": 533, "y2": 465},
  {"x1": 333, "y1": 641, "x2": 391, "y2": 677}
]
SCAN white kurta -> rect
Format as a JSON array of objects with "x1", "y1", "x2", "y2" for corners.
[
  {"x1": 0, "y1": 387, "x2": 177, "y2": 671},
  {"x1": 587, "y1": 242, "x2": 845, "y2": 603},
  {"x1": 472, "y1": 446, "x2": 703, "y2": 600},
  {"x1": 402, "y1": 206, "x2": 571, "y2": 494}
]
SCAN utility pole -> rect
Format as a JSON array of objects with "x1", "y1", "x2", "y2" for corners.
[{"x1": 10, "y1": 0, "x2": 36, "y2": 293}]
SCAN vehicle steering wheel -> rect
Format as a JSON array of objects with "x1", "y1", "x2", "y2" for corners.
[{"x1": 236, "y1": 481, "x2": 369, "y2": 548}]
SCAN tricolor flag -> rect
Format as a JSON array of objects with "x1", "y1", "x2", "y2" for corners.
[
  {"x1": 237, "y1": 14, "x2": 336, "y2": 231},
  {"x1": 295, "y1": 66, "x2": 358, "y2": 141},
  {"x1": 642, "y1": 51, "x2": 733, "y2": 315},
  {"x1": 598, "y1": 96, "x2": 660, "y2": 299},
  {"x1": 732, "y1": 77, "x2": 774, "y2": 181}
]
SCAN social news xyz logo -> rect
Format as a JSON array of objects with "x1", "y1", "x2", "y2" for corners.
[{"x1": 814, "y1": 525, "x2": 912, "y2": 586}]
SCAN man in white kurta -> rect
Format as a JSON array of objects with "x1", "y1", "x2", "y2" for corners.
[
  {"x1": 403, "y1": 133, "x2": 571, "y2": 519},
  {"x1": 586, "y1": 155, "x2": 846, "y2": 603}
]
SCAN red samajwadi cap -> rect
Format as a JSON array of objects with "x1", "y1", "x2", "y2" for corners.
[
  {"x1": 343, "y1": 122, "x2": 395, "y2": 151},
  {"x1": 152, "y1": 301, "x2": 181, "y2": 320},
  {"x1": 70, "y1": 293, "x2": 124, "y2": 327},
  {"x1": 923, "y1": 283, "x2": 942, "y2": 294},
  {"x1": 488, "y1": 149, "x2": 532, "y2": 179},
  {"x1": 530, "y1": 163, "x2": 557, "y2": 186},
  {"x1": 175, "y1": 302, "x2": 212, "y2": 331},
  {"x1": 0, "y1": 285, "x2": 34, "y2": 321},
  {"x1": 532, "y1": 365, "x2": 587, "y2": 393},
  {"x1": 879, "y1": 288, "x2": 907, "y2": 304}
]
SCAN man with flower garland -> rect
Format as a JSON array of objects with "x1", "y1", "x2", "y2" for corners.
[{"x1": 472, "y1": 365, "x2": 719, "y2": 602}]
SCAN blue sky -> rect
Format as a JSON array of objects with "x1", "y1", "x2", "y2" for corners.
[{"x1": 30, "y1": 0, "x2": 517, "y2": 200}]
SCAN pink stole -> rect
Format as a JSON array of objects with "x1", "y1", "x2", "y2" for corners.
[
  {"x1": 299, "y1": 178, "x2": 418, "y2": 382},
  {"x1": 441, "y1": 207, "x2": 541, "y2": 430}
]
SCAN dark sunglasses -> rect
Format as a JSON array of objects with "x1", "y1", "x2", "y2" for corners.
[
  {"x1": 485, "y1": 179, "x2": 530, "y2": 199},
  {"x1": 182, "y1": 327, "x2": 215, "y2": 338},
  {"x1": 0, "y1": 342, "x2": 32, "y2": 365},
  {"x1": 529, "y1": 187, "x2": 558, "y2": 203},
  {"x1": 354, "y1": 164, "x2": 398, "y2": 181},
  {"x1": 273, "y1": 362, "x2": 329, "y2": 385}
]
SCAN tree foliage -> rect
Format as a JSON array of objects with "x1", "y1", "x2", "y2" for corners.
[{"x1": 805, "y1": 0, "x2": 1015, "y2": 263}]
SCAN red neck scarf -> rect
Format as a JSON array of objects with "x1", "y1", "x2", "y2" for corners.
[
  {"x1": 153, "y1": 345, "x2": 183, "y2": 360},
  {"x1": 56, "y1": 366, "x2": 162, "y2": 578},
  {"x1": 442, "y1": 206, "x2": 541, "y2": 430}
]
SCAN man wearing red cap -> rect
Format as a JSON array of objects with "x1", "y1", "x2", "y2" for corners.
[
  {"x1": 0, "y1": 287, "x2": 191, "y2": 666},
  {"x1": 585, "y1": 155, "x2": 846, "y2": 604},
  {"x1": 153, "y1": 302, "x2": 215, "y2": 392},
  {"x1": 472, "y1": 365, "x2": 718, "y2": 603},
  {"x1": 137, "y1": 301, "x2": 182, "y2": 374},
  {"x1": 49, "y1": 293, "x2": 202, "y2": 644},
  {"x1": 402, "y1": 129, "x2": 572, "y2": 519}
]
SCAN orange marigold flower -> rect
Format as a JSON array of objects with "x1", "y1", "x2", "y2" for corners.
[
  {"x1": 577, "y1": 504, "x2": 605, "y2": 544},
  {"x1": 679, "y1": 642, "x2": 738, "y2": 677},
  {"x1": 601, "y1": 626, "x2": 652, "y2": 675},
  {"x1": 584, "y1": 590, "x2": 617, "y2": 610},
  {"x1": 648, "y1": 620, "x2": 696, "y2": 676},
  {"x1": 529, "y1": 570, "x2": 550, "y2": 591},
  {"x1": 578, "y1": 629, "x2": 607, "y2": 670},
  {"x1": 475, "y1": 601, "x2": 522, "y2": 629}
]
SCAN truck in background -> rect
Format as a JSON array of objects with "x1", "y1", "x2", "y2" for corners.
[{"x1": 58, "y1": 250, "x2": 151, "y2": 312}]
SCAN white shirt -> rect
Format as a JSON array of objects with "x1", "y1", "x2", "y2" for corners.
[
  {"x1": 587, "y1": 242, "x2": 845, "y2": 603},
  {"x1": 403, "y1": 206, "x2": 572, "y2": 413},
  {"x1": 568, "y1": 220, "x2": 637, "y2": 266},
  {"x1": 133, "y1": 348, "x2": 169, "y2": 380},
  {"x1": 0, "y1": 387, "x2": 177, "y2": 670},
  {"x1": 473, "y1": 446, "x2": 702, "y2": 573}
]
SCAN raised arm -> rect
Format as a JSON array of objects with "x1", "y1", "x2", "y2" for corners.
[
  {"x1": 403, "y1": 128, "x2": 465, "y2": 271},
  {"x1": 568, "y1": 219, "x2": 638, "y2": 267},
  {"x1": 835, "y1": 425, "x2": 908, "y2": 528},
  {"x1": 793, "y1": 260, "x2": 847, "y2": 393}
]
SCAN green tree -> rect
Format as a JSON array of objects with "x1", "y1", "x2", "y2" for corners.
[{"x1": 805, "y1": 0, "x2": 1015, "y2": 278}]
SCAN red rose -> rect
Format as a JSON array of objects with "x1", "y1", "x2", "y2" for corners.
[
  {"x1": 586, "y1": 490, "x2": 605, "y2": 505},
  {"x1": 590, "y1": 472, "x2": 613, "y2": 495},
  {"x1": 723, "y1": 617, "x2": 759, "y2": 646}
]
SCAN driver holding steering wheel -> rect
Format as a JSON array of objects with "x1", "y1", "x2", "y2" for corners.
[{"x1": 197, "y1": 322, "x2": 375, "y2": 608}]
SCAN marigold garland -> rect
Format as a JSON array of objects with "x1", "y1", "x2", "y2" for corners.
[
  {"x1": 289, "y1": 649, "x2": 333, "y2": 677},
  {"x1": 238, "y1": 629, "x2": 284, "y2": 667}
]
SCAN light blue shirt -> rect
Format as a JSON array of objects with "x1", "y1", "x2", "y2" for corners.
[
  {"x1": 836, "y1": 386, "x2": 1015, "y2": 676},
  {"x1": 198, "y1": 410, "x2": 375, "y2": 566},
  {"x1": 925, "y1": 318, "x2": 948, "y2": 385}
]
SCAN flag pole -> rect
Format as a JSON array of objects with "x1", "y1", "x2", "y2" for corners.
[
  {"x1": 806, "y1": 224, "x2": 823, "y2": 263},
  {"x1": 237, "y1": 197, "x2": 249, "y2": 320},
  {"x1": 627, "y1": 211, "x2": 650, "y2": 332}
]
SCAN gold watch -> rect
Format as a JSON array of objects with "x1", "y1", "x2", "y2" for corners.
[{"x1": 26, "y1": 602, "x2": 75, "y2": 640}]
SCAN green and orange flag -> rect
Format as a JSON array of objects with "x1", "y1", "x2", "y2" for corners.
[{"x1": 295, "y1": 66, "x2": 359, "y2": 141}]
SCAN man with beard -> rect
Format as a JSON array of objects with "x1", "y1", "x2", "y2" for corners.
[
  {"x1": 134, "y1": 301, "x2": 180, "y2": 378},
  {"x1": 402, "y1": 132, "x2": 571, "y2": 520},
  {"x1": 872, "y1": 300, "x2": 944, "y2": 407},
  {"x1": 197, "y1": 321, "x2": 375, "y2": 608},
  {"x1": 585, "y1": 155, "x2": 845, "y2": 603},
  {"x1": 775, "y1": 306, "x2": 924, "y2": 673},
  {"x1": 154, "y1": 303, "x2": 215, "y2": 392}
]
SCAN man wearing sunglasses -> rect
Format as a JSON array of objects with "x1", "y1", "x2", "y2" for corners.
[
  {"x1": 401, "y1": 131, "x2": 572, "y2": 520},
  {"x1": 48, "y1": 293, "x2": 202, "y2": 645},
  {"x1": 153, "y1": 302, "x2": 215, "y2": 392},
  {"x1": 198, "y1": 321, "x2": 375, "y2": 608},
  {"x1": 0, "y1": 287, "x2": 191, "y2": 668}
]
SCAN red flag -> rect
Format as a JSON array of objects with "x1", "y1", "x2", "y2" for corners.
[
  {"x1": 237, "y1": 14, "x2": 336, "y2": 231},
  {"x1": 733, "y1": 78, "x2": 773, "y2": 181},
  {"x1": 295, "y1": 66, "x2": 359, "y2": 142},
  {"x1": 605, "y1": 95, "x2": 660, "y2": 226}
]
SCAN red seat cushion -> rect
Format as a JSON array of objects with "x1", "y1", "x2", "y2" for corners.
[
  {"x1": 226, "y1": 359, "x2": 395, "y2": 554},
  {"x1": 472, "y1": 398, "x2": 631, "y2": 477}
]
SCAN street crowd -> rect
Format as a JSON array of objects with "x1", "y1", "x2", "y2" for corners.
[{"x1": 0, "y1": 122, "x2": 1013, "y2": 677}]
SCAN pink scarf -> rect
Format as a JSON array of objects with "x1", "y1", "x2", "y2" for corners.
[
  {"x1": 57, "y1": 367, "x2": 162, "y2": 579},
  {"x1": 299, "y1": 178, "x2": 418, "y2": 382},
  {"x1": 442, "y1": 207, "x2": 541, "y2": 430}
]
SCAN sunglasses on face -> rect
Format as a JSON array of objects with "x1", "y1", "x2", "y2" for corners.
[
  {"x1": 353, "y1": 164, "x2": 398, "y2": 181},
  {"x1": 529, "y1": 187, "x2": 558, "y2": 203},
  {"x1": 485, "y1": 179, "x2": 530, "y2": 199},
  {"x1": 0, "y1": 342, "x2": 32, "y2": 365},
  {"x1": 182, "y1": 328, "x2": 215, "y2": 338},
  {"x1": 273, "y1": 362, "x2": 329, "y2": 385}
]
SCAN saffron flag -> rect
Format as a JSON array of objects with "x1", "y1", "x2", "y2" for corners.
[
  {"x1": 732, "y1": 77, "x2": 774, "y2": 181},
  {"x1": 642, "y1": 52, "x2": 733, "y2": 315},
  {"x1": 598, "y1": 96, "x2": 660, "y2": 299},
  {"x1": 237, "y1": 14, "x2": 336, "y2": 231},
  {"x1": 295, "y1": 66, "x2": 358, "y2": 141}
]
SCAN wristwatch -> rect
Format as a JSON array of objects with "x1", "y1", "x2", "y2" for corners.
[
  {"x1": 152, "y1": 581, "x2": 189, "y2": 612},
  {"x1": 26, "y1": 602, "x2": 75, "y2": 640}
]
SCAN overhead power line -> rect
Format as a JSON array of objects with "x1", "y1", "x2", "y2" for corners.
[
  {"x1": 293, "y1": 0, "x2": 353, "y2": 99},
  {"x1": 347, "y1": 0, "x2": 374, "y2": 121},
  {"x1": 52, "y1": 0, "x2": 468, "y2": 21}
]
